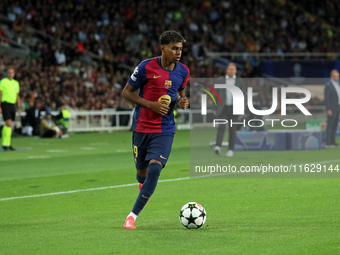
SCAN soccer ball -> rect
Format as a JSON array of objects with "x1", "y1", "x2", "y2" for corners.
[{"x1": 179, "y1": 202, "x2": 207, "y2": 229}]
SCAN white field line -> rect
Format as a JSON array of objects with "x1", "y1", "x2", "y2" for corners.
[
  {"x1": 0, "y1": 159, "x2": 339, "y2": 202},
  {"x1": 0, "y1": 177, "x2": 190, "y2": 202},
  {"x1": 28, "y1": 156, "x2": 51, "y2": 159},
  {"x1": 46, "y1": 149, "x2": 69, "y2": 153}
]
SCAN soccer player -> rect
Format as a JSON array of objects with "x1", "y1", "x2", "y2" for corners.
[
  {"x1": 0, "y1": 66, "x2": 21, "y2": 150},
  {"x1": 122, "y1": 30, "x2": 190, "y2": 229}
]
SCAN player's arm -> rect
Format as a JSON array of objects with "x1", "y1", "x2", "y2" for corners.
[
  {"x1": 178, "y1": 89, "x2": 189, "y2": 110},
  {"x1": 122, "y1": 83, "x2": 170, "y2": 115},
  {"x1": 178, "y1": 68, "x2": 190, "y2": 110}
]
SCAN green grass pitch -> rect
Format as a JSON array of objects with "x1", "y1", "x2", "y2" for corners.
[{"x1": 0, "y1": 131, "x2": 339, "y2": 254}]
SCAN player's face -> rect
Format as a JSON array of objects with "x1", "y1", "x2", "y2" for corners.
[
  {"x1": 7, "y1": 68, "x2": 15, "y2": 79},
  {"x1": 163, "y1": 42, "x2": 183, "y2": 63},
  {"x1": 226, "y1": 65, "x2": 237, "y2": 77}
]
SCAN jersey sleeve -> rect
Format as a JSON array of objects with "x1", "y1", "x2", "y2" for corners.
[
  {"x1": 17, "y1": 81, "x2": 20, "y2": 94},
  {"x1": 179, "y1": 67, "x2": 190, "y2": 91},
  {"x1": 0, "y1": 79, "x2": 3, "y2": 91},
  {"x1": 128, "y1": 61, "x2": 147, "y2": 89}
]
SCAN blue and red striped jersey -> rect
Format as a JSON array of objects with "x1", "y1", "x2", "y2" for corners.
[{"x1": 128, "y1": 56, "x2": 190, "y2": 133}]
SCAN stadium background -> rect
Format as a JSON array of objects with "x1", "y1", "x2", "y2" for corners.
[
  {"x1": 1, "y1": 0, "x2": 339, "y2": 114},
  {"x1": 0, "y1": 1, "x2": 339, "y2": 254}
]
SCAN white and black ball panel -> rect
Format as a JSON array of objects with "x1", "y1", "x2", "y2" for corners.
[
  {"x1": 181, "y1": 202, "x2": 197, "y2": 210},
  {"x1": 182, "y1": 208, "x2": 191, "y2": 218},
  {"x1": 180, "y1": 217, "x2": 189, "y2": 226},
  {"x1": 191, "y1": 208, "x2": 201, "y2": 218},
  {"x1": 194, "y1": 217, "x2": 203, "y2": 226},
  {"x1": 187, "y1": 223, "x2": 198, "y2": 229}
]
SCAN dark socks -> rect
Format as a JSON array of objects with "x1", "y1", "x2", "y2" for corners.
[
  {"x1": 136, "y1": 174, "x2": 146, "y2": 184},
  {"x1": 132, "y1": 163, "x2": 162, "y2": 215}
]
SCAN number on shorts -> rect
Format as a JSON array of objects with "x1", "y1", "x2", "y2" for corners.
[{"x1": 133, "y1": 145, "x2": 138, "y2": 158}]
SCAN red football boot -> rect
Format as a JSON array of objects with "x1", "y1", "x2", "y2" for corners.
[{"x1": 123, "y1": 216, "x2": 136, "y2": 229}]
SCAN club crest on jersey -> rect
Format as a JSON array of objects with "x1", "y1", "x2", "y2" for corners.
[{"x1": 164, "y1": 80, "x2": 172, "y2": 89}]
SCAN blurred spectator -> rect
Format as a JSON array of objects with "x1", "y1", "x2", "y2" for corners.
[
  {"x1": 55, "y1": 48, "x2": 66, "y2": 64},
  {"x1": 0, "y1": 0, "x2": 336, "y2": 113},
  {"x1": 0, "y1": 25, "x2": 9, "y2": 45},
  {"x1": 39, "y1": 111, "x2": 62, "y2": 138},
  {"x1": 54, "y1": 104, "x2": 70, "y2": 134},
  {"x1": 112, "y1": 97, "x2": 133, "y2": 127},
  {"x1": 22, "y1": 99, "x2": 42, "y2": 136}
]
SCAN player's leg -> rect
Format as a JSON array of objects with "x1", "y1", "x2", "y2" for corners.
[
  {"x1": 1, "y1": 103, "x2": 15, "y2": 150},
  {"x1": 326, "y1": 114, "x2": 335, "y2": 145},
  {"x1": 132, "y1": 132, "x2": 148, "y2": 190},
  {"x1": 331, "y1": 111, "x2": 339, "y2": 145},
  {"x1": 124, "y1": 132, "x2": 148, "y2": 229},
  {"x1": 124, "y1": 161, "x2": 160, "y2": 229},
  {"x1": 125, "y1": 161, "x2": 163, "y2": 229},
  {"x1": 133, "y1": 159, "x2": 163, "y2": 208},
  {"x1": 2, "y1": 120, "x2": 12, "y2": 150},
  {"x1": 215, "y1": 107, "x2": 228, "y2": 155},
  {"x1": 227, "y1": 106, "x2": 235, "y2": 157},
  {"x1": 124, "y1": 133, "x2": 174, "y2": 229},
  {"x1": 136, "y1": 168, "x2": 148, "y2": 192},
  {"x1": 132, "y1": 133, "x2": 173, "y2": 215}
]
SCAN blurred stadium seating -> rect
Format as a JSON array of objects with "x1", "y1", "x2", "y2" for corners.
[{"x1": 0, "y1": 0, "x2": 338, "y2": 116}]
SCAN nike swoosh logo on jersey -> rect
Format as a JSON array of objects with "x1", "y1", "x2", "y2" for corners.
[
  {"x1": 160, "y1": 155, "x2": 167, "y2": 160},
  {"x1": 142, "y1": 194, "x2": 150, "y2": 199},
  {"x1": 153, "y1": 75, "x2": 162, "y2": 79}
]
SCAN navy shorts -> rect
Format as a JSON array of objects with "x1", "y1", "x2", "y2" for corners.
[{"x1": 132, "y1": 131, "x2": 174, "y2": 169}]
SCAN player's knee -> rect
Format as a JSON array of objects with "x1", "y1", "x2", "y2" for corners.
[
  {"x1": 149, "y1": 159, "x2": 163, "y2": 167},
  {"x1": 148, "y1": 162, "x2": 162, "y2": 177},
  {"x1": 136, "y1": 173, "x2": 146, "y2": 184},
  {"x1": 137, "y1": 168, "x2": 148, "y2": 177}
]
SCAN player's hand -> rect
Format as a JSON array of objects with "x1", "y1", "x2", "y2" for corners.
[
  {"x1": 179, "y1": 98, "x2": 189, "y2": 110},
  {"x1": 150, "y1": 101, "x2": 170, "y2": 115},
  {"x1": 0, "y1": 107, "x2": 2, "y2": 114},
  {"x1": 17, "y1": 109, "x2": 21, "y2": 118},
  {"x1": 327, "y1": 110, "x2": 332, "y2": 116}
]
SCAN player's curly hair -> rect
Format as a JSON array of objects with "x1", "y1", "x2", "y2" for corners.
[{"x1": 159, "y1": 30, "x2": 186, "y2": 45}]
